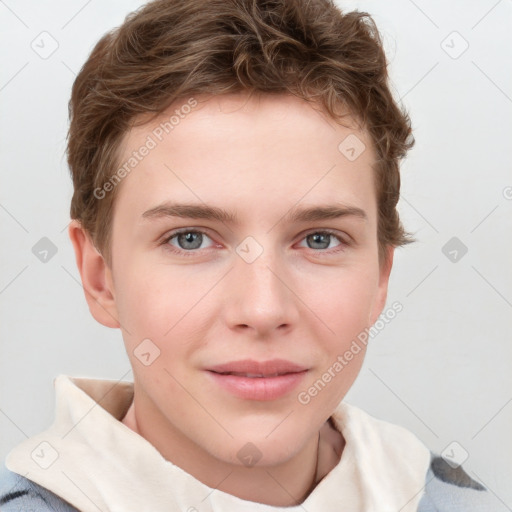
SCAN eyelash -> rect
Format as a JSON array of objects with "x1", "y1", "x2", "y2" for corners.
[{"x1": 159, "y1": 228, "x2": 350, "y2": 257}]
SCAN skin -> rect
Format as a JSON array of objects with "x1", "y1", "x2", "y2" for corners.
[{"x1": 69, "y1": 92, "x2": 394, "y2": 506}]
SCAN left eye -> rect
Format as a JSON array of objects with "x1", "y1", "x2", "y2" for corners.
[{"x1": 298, "y1": 231, "x2": 343, "y2": 251}]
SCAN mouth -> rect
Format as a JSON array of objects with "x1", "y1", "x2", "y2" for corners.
[
  {"x1": 211, "y1": 372, "x2": 288, "y2": 378},
  {"x1": 205, "y1": 359, "x2": 309, "y2": 400},
  {"x1": 207, "y1": 358, "x2": 309, "y2": 376}
]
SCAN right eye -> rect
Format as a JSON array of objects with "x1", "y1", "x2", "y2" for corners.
[{"x1": 161, "y1": 229, "x2": 218, "y2": 256}]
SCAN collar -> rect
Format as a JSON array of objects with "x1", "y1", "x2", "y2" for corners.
[{"x1": 6, "y1": 374, "x2": 430, "y2": 511}]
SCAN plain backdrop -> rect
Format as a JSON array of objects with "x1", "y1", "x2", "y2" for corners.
[{"x1": 1, "y1": 0, "x2": 511, "y2": 506}]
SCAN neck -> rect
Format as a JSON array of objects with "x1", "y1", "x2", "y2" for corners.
[{"x1": 121, "y1": 396, "x2": 343, "y2": 506}]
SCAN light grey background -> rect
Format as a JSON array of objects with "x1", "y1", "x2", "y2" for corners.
[{"x1": 1, "y1": 0, "x2": 511, "y2": 506}]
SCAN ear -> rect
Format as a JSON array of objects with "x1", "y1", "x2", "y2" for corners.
[
  {"x1": 369, "y1": 246, "x2": 394, "y2": 326},
  {"x1": 68, "y1": 220, "x2": 120, "y2": 328}
]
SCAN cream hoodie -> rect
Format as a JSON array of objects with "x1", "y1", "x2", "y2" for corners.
[{"x1": 4, "y1": 374, "x2": 432, "y2": 512}]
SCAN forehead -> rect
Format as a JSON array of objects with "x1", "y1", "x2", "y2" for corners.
[{"x1": 112, "y1": 92, "x2": 377, "y2": 227}]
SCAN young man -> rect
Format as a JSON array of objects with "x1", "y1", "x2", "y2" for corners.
[{"x1": 0, "y1": 0, "x2": 501, "y2": 510}]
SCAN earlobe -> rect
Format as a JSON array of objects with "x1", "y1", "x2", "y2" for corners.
[
  {"x1": 68, "y1": 220, "x2": 120, "y2": 329},
  {"x1": 369, "y1": 246, "x2": 395, "y2": 326}
]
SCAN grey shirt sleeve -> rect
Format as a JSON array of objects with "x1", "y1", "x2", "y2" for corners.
[
  {"x1": 0, "y1": 463, "x2": 80, "y2": 512},
  {"x1": 417, "y1": 454, "x2": 509, "y2": 512}
]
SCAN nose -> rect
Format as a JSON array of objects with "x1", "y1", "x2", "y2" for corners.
[{"x1": 224, "y1": 244, "x2": 300, "y2": 338}]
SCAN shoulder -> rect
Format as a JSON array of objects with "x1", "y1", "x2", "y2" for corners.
[
  {"x1": 418, "y1": 453, "x2": 508, "y2": 511},
  {"x1": 0, "y1": 463, "x2": 79, "y2": 512}
]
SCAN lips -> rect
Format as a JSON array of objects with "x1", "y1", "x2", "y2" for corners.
[{"x1": 205, "y1": 359, "x2": 309, "y2": 400}]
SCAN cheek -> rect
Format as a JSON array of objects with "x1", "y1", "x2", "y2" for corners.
[
  {"x1": 113, "y1": 259, "x2": 215, "y2": 372},
  {"x1": 113, "y1": 260, "x2": 176, "y2": 344},
  {"x1": 296, "y1": 269, "x2": 376, "y2": 412},
  {"x1": 298, "y1": 265, "x2": 378, "y2": 392},
  {"x1": 299, "y1": 264, "x2": 380, "y2": 336}
]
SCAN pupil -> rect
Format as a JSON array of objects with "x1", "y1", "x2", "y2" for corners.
[
  {"x1": 179, "y1": 232, "x2": 201, "y2": 249},
  {"x1": 310, "y1": 233, "x2": 329, "y2": 249}
]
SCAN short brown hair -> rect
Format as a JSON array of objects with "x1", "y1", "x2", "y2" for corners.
[{"x1": 67, "y1": 0, "x2": 414, "y2": 266}]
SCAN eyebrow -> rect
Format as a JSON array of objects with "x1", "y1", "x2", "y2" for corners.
[
  {"x1": 141, "y1": 201, "x2": 367, "y2": 224},
  {"x1": 142, "y1": 202, "x2": 368, "y2": 224}
]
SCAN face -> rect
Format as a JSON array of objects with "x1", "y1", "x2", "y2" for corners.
[{"x1": 81, "y1": 92, "x2": 392, "y2": 467}]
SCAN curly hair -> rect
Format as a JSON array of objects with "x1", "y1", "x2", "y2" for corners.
[{"x1": 67, "y1": 0, "x2": 414, "y2": 266}]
